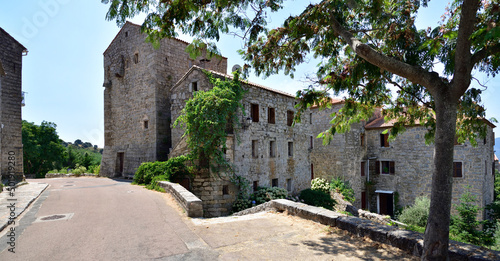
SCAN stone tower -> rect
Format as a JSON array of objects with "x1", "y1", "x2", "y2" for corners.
[
  {"x1": 0, "y1": 27, "x2": 26, "y2": 183},
  {"x1": 101, "y1": 22, "x2": 227, "y2": 177}
]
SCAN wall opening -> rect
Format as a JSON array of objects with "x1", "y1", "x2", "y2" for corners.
[
  {"x1": 377, "y1": 191, "x2": 394, "y2": 217},
  {"x1": 286, "y1": 110, "x2": 294, "y2": 126},
  {"x1": 134, "y1": 53, "x2": 139, "y2": 64},
  {"x1": 253, "y1": 181, "x2": 259, "y2": 192},
  {"x1": 272, "y1": 178, "x2": 278, "y2": 187},
  {"x1": 116, "y1": 152, "x2": 125, "y2": 177},
  {"x1": 288, "y1": 142, "x2": 293, "y2": 157},
  {"x1": 252, "y1": 140, "x2": 258, "y2": 158},
  {"x1": 251, "y1": 103, "x2": 259, "y2": 122},
  {"x1": 269, "y1": 140, "x2": 276, "y2": 158},
  {"x1": 268, "y1": 107, "x2": 275, "y2": 124}
]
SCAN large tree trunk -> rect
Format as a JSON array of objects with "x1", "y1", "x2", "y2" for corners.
[{"x1": 422, "y1": 96, "x2": 458, "y2": 260}]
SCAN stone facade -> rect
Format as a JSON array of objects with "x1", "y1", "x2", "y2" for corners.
[
  {"x1": 0, "y1": 27, "x2": 26, "y2": 182},
  {"x1": 310, "y1": 105, "x2": 496, "y2": 220},
  {"x1": 101, "y1": 22, "x2": 226, "y2": 177},
  {"x1": 169, "y1": 67, "x2": 314, "y2": 216}
]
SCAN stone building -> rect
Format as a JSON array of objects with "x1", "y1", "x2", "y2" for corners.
[
  {"x1": 100, "y1": 22, "x2": 227, "y2": 177},
  {"x1": 0, "y1": 27, "x2": 26, "y2": 183},
  {"x1": 102, "y1": 22, "x2": 496, "y2": 218},
  {"x1": 310, "y1": 103, "x2": 496, "y2": 220},
  {"x1": 169, "y1": 66, "x2": 314, "y2": 216}
]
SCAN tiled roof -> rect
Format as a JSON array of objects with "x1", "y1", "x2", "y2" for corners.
[
  {"x1": 365, "y1": 115, "x2": 496, "y2": 129},
  {"x1": 172, "y1": 65, "x2": 297, "y2": 98}
]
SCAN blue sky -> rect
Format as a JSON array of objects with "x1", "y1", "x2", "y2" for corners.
[{"x1": 0, "y1": 0, "x2": 498, "y2": 148}]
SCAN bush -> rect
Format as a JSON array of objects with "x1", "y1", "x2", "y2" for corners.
[
  {"x1": 450, "y1": 190, "x2": 494, "y2": 246},
  {"x1": 232, "y1": 198, "x2": 253, "y2": 212},
  {"x1": 330, "y1": 177, "x2": 355, "y2": 203},
  {"x1": 88, "y1": 165, "x2": 100, "y2": 175},
  {"x1": 249, "y1": 186, "x2": 288, "y2": 205},
  {"x1": 134, "y1": 155, "x2": 190, "y2": 186},
  {"x1": 72, "y1": 165, "x2": 87, "y2": 176},
  {"x1": 299, "y1": 189, "x2": 336, "y2": 210},
  {"x1": 311, "y1": 178, "x2": 330, "y2": 194},
  {"x1": 398, "y1": 196, "x2": 430, "y2": 227}
]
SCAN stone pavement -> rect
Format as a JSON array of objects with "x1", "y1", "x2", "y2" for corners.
[{"x1": 0, "y1": 182, "x2": 48, "y2": 232}]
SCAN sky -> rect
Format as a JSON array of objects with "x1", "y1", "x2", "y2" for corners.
[{"x1": 0, "y1": 0, "x2": 498, "y2": 148}]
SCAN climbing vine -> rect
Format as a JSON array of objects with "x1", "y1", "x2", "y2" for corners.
[{"x1": 174, "y1": 70, "x2": 245, "y2": 173}]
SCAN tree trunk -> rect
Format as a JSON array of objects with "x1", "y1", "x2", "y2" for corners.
[{"x1": 422, "y1": 96, "x2": 457, "y2": 261}]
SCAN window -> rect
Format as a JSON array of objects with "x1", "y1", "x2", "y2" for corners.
[
  {"x1": 309, "y1": 113, "x2": 312, "y2": 124},
  {"x1": 453, "y1": 162, "x2": 463, "y2": 177},
  {"x1": 253, "y1": 181, "x2": 259, "y2": 192},
  {"x1": 268, "y1": 107, "x2": 275, "y2": 124},
  {"x1": 251, "y1": 104, "x2": 259, "y2": 122},
  {"x1": 380, "y1": 133, "x2": 389, "y2": 147},
  {"x1": 134, "y1": 53, "x2": 139, "y2": 64},
  {"x1": 311, "y1": 164, "x2": 314, "y2": 180},
  {"x1": 270, "y1": 141, "x2": 276, "y2": 158},
  {"x1": 376, "y1": 161, "x2": 395, "y2": 175},
  {"x1": 360, "y1": 133, "x2": 365, "y2": 146},
  {"x1": 361, "y1": 162, "x2": 365, "y2": 176},
  {"x1": 288, "y1": 142, "x2": 293, "y2": 157},
  {"x1": 125, "y1": 31, "x2": 129, "y2": 37},
  {"x1": 191, "y1": 81, "x2": 198, "y2": 92},
  {"x1": 287, "y1": 179, "x2": 292, "y2": 192},
  {"x1": 272, "y1": 178, "x2": 278, "y2": 187},
  {"x1": 310, "y1": 136, "x2": 313, "y2": 149},
  {"x1": 222, "y1": 185, "x2": 229, "y2": 195},
  {"x1": 252, "y1": 140, "x2": 258, "y2": 158},
  {"x1": 143, "y1": 120, "x2": 149, "y2": 130},
  {"x1": 287, "y1": 110, "x2": 294, "y2": 126}
]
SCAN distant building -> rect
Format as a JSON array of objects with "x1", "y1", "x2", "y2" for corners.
[
  {"x1": 102, "y1": 22, "x2": 496, "y2": 218},
  {"x1": 0, "y1": 27, "x2": 27, "y2": 182}
]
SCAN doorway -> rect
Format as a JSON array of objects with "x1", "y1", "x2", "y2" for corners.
[
  {"x1": 116, "y1": 152, "x2": 124, "y2": 177},
  {"x1": 377, "y1": 191, "x2": 394, "y2": 217}
]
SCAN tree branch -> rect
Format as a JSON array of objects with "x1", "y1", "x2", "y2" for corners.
[
  {"x1": 328, "y1": 13, "x2": 444, "y2": 97},
  {"x1": 451, "y1": 0, "x2": 481, "y2": 100},
  {"x1": 471, "y1": 43, "x2": 500, "y2": 65}
]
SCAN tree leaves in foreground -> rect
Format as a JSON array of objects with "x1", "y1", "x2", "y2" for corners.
[{"x1": 103, "y1": 0, "x2": 500, "y2": 259}]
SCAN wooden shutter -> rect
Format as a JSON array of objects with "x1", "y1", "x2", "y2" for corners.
[{"x1": 390, "y1": 161, "x2": 395, "y2": 174}]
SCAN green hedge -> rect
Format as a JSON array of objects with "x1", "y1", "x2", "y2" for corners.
[
  {"x1": 299, "y1": 189, "x2": 336, "y2": 210},
  {"x1": 134, "y1": 155, "x2": 190, "y2": 188}
]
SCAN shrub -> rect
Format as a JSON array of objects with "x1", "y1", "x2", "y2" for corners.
[
  {"x1": 449, "y1": 190, "x2": 494, "y2": 246},
  {"x1": 72, "y1": 165, "x2": 87, "y2": 176},
  {"x1": 311, "y1": 178, "x2": 330, "y2": 194},
  {"x1": 88, "y1": 165, "x2": 100, "y2": 175},
  {"x1": 299, "y1": 189, "x2": 336, "y2": 210},
  {"x1": 398, "y1": 196, "x2": 430, "y2": 227},
  {"x1": 330, "y1": 177, "x2": 355, "y2": 203},
  {"x1": 249, "y1": 187, "x2": 288, "y2": 205},
  {"x1": 134, "y1": 155, "x2": 190, "y2": 186},
  {"x1": 232, "y1": 198, "x2": 253, "y2": 212}
]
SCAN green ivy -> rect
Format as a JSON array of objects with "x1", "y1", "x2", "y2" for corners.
[
  {"x1": 174, "y1": 71, "x2": 246, "y2": 173},
  {"x1": 330, "y1": 177, "x2": 355, "y2": 203}
]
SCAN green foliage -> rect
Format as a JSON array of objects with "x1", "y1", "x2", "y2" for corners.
[
  {"x1": 174, "y1": 71, "x2": 245, "y2": 172},
  {"x1": 299, "y1": 189, "x2": 336, "y2": 210},
  {"x1": 311, "y1": 178, "x2": 330, "y2": 194},
  {"x1": 89, "y1": 165, "x2": 101, "y2": 175},
  {"x1": 398, "y1": 196, "x2": 430, "y2": 227},
  {"x1": 64, "y1": 144, "x2": 102, "y2": 170},
  {"x1": 134, "y1": 156, "x2": 190, "y2": 188},
  {"x1": 22, "y1": 120, "x2": 66, "y2": 176},
  {"x1": 232, "y1": 198, "x2": 253, "y2": 212},
  {"x1": 330, "y1": 177, "x2": 355, "y2": 203},
  {"x1": 72, "y1": 165, "x2": 87, "y2": 177},
  {"x1": 250, "y1": 186, "x2": 288, "y2": 205},
  {"x1": 449, "y1": 189, "x2": 495, "y2": 247}
]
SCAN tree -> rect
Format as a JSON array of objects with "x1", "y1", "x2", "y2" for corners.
[
  {"x1": 103, "y1": 0, "x2": 500, "y2": 259},
  {"x1": 22, "y1": 121, "x2": 66, "y2": 176}
]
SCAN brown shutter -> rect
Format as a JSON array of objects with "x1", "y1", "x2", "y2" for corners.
[
  {"x1": 375, "y1": 161, "x2": 380, "y2": 174},
  {"x1": 384, "y1": 133, "x2": 389, "y2": 147},
  {"x1": 390, "y1": 161, "x2": 395, "y2": 174}
]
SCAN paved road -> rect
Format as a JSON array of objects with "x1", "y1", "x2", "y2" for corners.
[{"x1": 0, "y1": 178, "x2": 417, "y2": 260}]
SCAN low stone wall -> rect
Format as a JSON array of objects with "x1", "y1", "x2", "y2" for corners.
[
  {"x1": 45, "y1": 173, "x2": 97, "y2": 178},
  {"x1": 157, "y1": 181, "x2": 203, "y2": 217},
  {"x1": 237, "y1": 199, "x2": 499, "y2": 260}
]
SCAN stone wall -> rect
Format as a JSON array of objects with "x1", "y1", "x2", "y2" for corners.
[
  {"x1": 0, "y1": 27, "x2": 25, "y2": 182},
  {"x1": 170, "y1": 67, "x2": 314, "y2": 215},
  {"x1": 365, "y1": 123, "x2": 495, "y2": 220},
  {"x1": 101, "y1": 22, "x2": 227, "y2": 177}
]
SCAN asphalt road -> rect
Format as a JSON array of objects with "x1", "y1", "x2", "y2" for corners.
[{"x1": 0, "y1": 178, "x2": 417, "y2": 260}]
